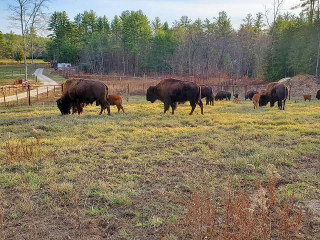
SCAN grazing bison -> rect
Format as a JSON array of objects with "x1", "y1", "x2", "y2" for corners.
[
  {"x1": 303, "y1": 95, "x2": 311, "y2": 102},
  {"x1": 200, "y1": 85, "x2": 214, "y2": 105},
  {"x1": 107, "y1": 95, "x2": 124, "y2": 113},
  {"x1": 57, "y1": 79, "x2": 110, "y2": 115},
  {"x1": 146, "y1": 78, "x2": 203, "y2": 115},
  {"x1": 252, "y1": 94, "x2": 260, "y2": 109},
  {"x1": 245, "y1": 90, "x2": 258, "y2": 100},
  {"x1": 215, "y1": 91, "x2": 231, "y2": 101},
  {"x1": 316, "y1": 90, "x2": 320, "y2": 100},
  {"x1": 259, "y1": 83, "x2": 288, "y2": 110}
]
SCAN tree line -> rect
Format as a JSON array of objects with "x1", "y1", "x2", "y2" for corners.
[
  {"x1": 7, "y1": 0, "x2": 320, "y2": 82},
  {"x1": 0, "y1": 31, "x2": 48, "y2": 62}
]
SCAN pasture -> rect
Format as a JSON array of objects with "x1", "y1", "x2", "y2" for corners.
[
  {"x1": 0, "y1": 97, "x2": 319, "y2": 239},
  {"x1": 0, "y1": 62, "x2": 48, "y2": 87}
]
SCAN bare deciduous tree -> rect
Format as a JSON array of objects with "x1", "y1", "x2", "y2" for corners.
[{"x1": 9, "y1": 0, "x2": 49, "y2": 82}]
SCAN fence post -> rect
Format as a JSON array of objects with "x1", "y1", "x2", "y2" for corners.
[
  {"x1": 61, "y1": 84, "x2": 64, "y2": 93},
  {"x1": 28, "y1": 85, "x2": 31, "y2": 106},
  {"x1": 47, "y1": 86, "x2": 49, "y2": 98},
  {"x1": 16, "y1": 88, "x2": 18, "y2": 104},
  {"x1": 37, "y1": 88, "x2": 39, "y2": 100},
  {"x1": 54, "y1": 85, "x2": 56, "y2": 93},
  {"x1": 289, "y1": 83, "x2": 291, "y2": 100},
  {"x1": 127, "y1": 83, "x2": 129, "y2": 102}
]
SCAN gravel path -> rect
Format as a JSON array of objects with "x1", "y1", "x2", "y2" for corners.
[{"x1": 0, "y1": 68, "x2": 60, "y2": 103}]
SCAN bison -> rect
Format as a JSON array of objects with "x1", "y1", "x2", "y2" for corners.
[
  {"x1": 200, "y1": 85, "x2": 214, "y2": 105},
  {"x1": 303, "y1": 95, "x2": 311, "y2": 102},
  {"x1": 57, "y1": 79, "x2": 110, "y2": 115},
  {"x1": 316, "y1": 90, "x2": 320, "y2": 100},
  {"x1": 215, "y1": 91, "x2": 231, "y2": 101},
  {"x1": 259, "y1": 83, "x2": 288, "y2": 110},
  {"x1": 252, "y1": 94, "x2": 260, "y2": 109},
  {"x1": 245, "y1": 90, "x2": 258, "y2": 100},
  {"x1": 107, "y1": 95, "x2": 125, "y2": 113},
  {"x1": 146, "y1": 78, "x2": 203, "y2": 115}
]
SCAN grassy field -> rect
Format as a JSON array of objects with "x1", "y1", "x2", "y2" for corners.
[
  {"x1": 0, "y1": 59, "x2": 47, "y2": 65},
  {"x1": 0, "y1": 97, "x2": 319, "y2": 239},
  {"x1": 0, "y1": 62, "x2": 49, "y2": 86},
  {"x1": 43, "y1": 68, "x2": 68, "y2": 83}
]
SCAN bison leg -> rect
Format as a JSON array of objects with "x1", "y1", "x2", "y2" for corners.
[
  {"x1": 106, "y1": 105, "x2": 111, "y2": 115},
  {"x1": 189, "y1": 104, "x2": 196, "y2": 115},
  {"x1": 120, "y1": 104, "x2": 125, "y2": 113},
  {"x1": 77, "y1": 106, "x2": 83, "y2": 115},
  {"x1": 164, "y1": 102, "x2": 170, "y2": 114},
  {"x1": 171, "y1": 102, "x2": 177, "y2": 115},
  {"x1": 198, "y1": 100, "x2": 203, "y2": 115},
  {"x1": 277, "y1": 100, "x2": 282, "y2": 110},
  {"x1": 206, "y1": 97, "x2": 209, "y2": 105}
]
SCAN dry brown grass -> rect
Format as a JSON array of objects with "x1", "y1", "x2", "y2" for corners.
[
  {"x1": 172, "y1": 172, "x2": 304, "y2": 240},
  {"x1": 5, "y1": 136, "x2": 41, "y2": 164}
]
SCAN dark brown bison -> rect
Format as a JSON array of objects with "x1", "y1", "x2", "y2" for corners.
[
  {"x1": 146, "y1": 78, "x2": 203, "y2": 115},
  {"x1": 303, "y1": 95, "x2": 311, "y2": 102},
  {"x1": 200, "y1": 85, "x2": 214, "y2": 105},
  {"x1": 56, "y1": 79, "x2": 110, "y2": 115},
  {"x1": 215, "y1": 91, "x2": 231, "y2": 101},
  {"x1": 316, "y1": 90, "x2": 320, "y2": 100},
  {"x1": 259, "y1": 83, "x2": 288, "y2": 110},
  {"x1": 245, "y1": 90, "x2": 258, "y2": 100}
]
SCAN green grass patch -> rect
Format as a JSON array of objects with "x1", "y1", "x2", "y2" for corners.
[{"x1": 0, "y1": 96, "x2": 319, "y2": 238}]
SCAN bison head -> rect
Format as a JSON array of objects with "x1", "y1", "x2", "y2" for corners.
[
  {"x1": 146, "y1": 86, "x2": 158, "y2": 103},
  {"x1": 56, "y1": 96, "x2": 72, "y2": 115},
  {"x1": 259, "y1": 94, "x2": 270, "y2": 107}
]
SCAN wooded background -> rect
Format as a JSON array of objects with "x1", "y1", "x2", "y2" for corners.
[{"x1": 1, "y1": 0, "x2": 320, "y2": 82}]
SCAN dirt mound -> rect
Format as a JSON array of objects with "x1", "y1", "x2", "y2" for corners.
[{"x1": 289, "y1": 74, "x2": 320, "y2": 98}]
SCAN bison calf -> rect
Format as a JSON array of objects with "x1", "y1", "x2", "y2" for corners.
[
  {"x1": 252, "y1": 94, "x2": 260, "y2": 109},
  {"x1": 106, "y1": 95, "x2": 124, "y2": 113},
  {"x1": 303, "y1": 95, "x2": 311, "y2": 102}
]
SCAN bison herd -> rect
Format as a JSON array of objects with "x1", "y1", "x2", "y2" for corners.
[{"x1": 56, "y1": 78, "x2": 320, "y2": 115}]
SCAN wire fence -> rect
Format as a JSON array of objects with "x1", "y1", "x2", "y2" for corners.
[
  {"x1": 0, "y1": 76, "x2": 276, "y2": 108},
  {"x1": 0, "y1": 71, "x2": 288, "y2": 108},
  {"x1": 0, "y1": 84, "x2": 63, "y2": 106}
]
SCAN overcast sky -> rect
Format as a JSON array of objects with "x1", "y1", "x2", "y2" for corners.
[{"x1": 0, "y1": 0, "x2": 301, "y2": 35}]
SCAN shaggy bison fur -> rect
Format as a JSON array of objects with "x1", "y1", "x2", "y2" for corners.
[{"x1": 146, "y1": 78, "x2": 203, "y2": 115}]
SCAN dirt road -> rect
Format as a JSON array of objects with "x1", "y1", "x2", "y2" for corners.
[{"x1": 0, "y1": 68, "x2": 60, "y2": 103}]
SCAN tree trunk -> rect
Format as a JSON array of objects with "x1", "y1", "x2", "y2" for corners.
[{"x1": 20, "y1": 3, "x2": 28, "y2": 83}]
